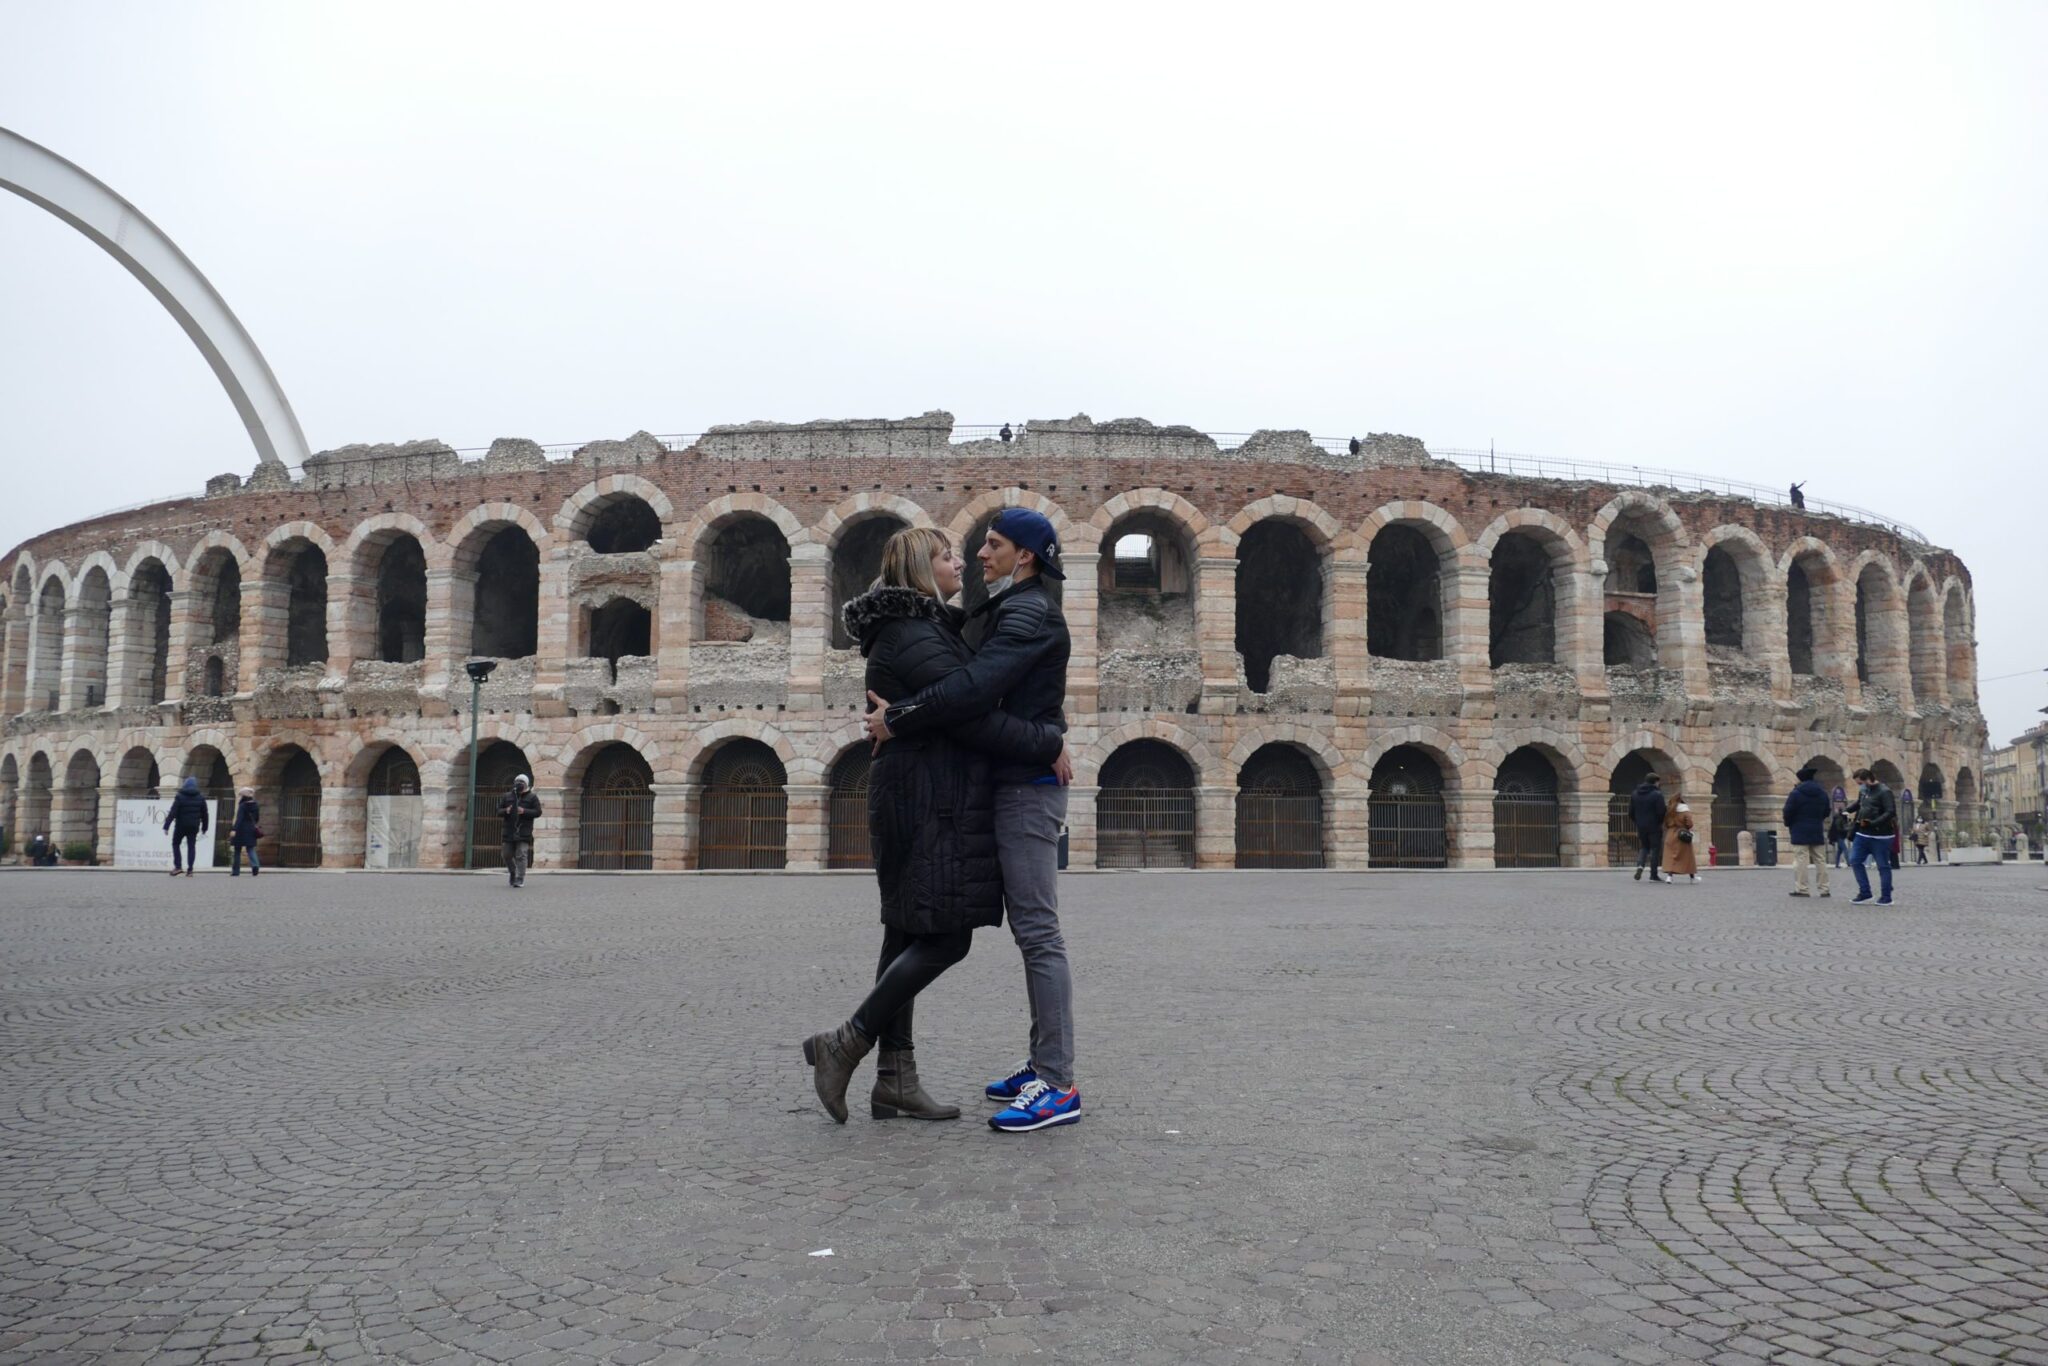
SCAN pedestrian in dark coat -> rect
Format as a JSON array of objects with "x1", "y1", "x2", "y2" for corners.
[
  {"x1": 1782, "y1": 766, "x2": 1832, "y2": 897},
  {"x1": 496, "y1": 776, "x2": 541, "y2": 888},
  {"x1": 1628, "y1": 775, "x2": 1667, "y2": 882},
  {"x1": 802, "y1": 527, "x2": 1066, "y2": 1126},
  {"x1": 229, "y1": 788, "x2": 262, "y2": 878},
  {"x1": 163, "y1": 776, "x2": 210, "y2": 877}
]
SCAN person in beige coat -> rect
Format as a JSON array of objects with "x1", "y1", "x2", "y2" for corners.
[{"x1": 1662, "y1": 795, "x2": 1701, "y2": 882}]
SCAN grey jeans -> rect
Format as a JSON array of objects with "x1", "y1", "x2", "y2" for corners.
[
  {"x1": 502, "y1": 839, "x2": 531, "y2": 886},
  {"x1": 994, "y1": 784, "x2": 1074, "y2": 1089}
]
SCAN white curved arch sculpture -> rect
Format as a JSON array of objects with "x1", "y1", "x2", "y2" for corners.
[{"x1": 0, "y1": 125, "x2": 309, "y2": 467}]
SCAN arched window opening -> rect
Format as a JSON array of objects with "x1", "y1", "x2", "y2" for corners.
[
  {"x1": 1235, "y1": 743, "x2": 1323, "y2": 869},
  {"x1": 1235, "y1": 522, "x2": 1324, "y2": 694},
  {"x1": 209, "y1": 556, "x2": 242, "y2": 642},
  {"x1": 699, "y1": 740, "x2": 787, "y2": 869},
  {"x1": 0, "y1": 756, "x2": 17, "y2": 850},
  {"x1": 365, "y1": 746, "x2": 422, "y2": 870},
  {"x1": 584, "y1": 496, "x2": 661, "y2": 554},
  {"x1": 1943, "y1": 585, "x2": 1973, "y2": 694},
  {"x1": 1918, "y1": 763, "x2": 1944, "y2": 805},
  {"x1": 128, "y1": 561, "x2": 173, "y2": 704},
  {"x1": 116, "y1": 746, "x2": 161, "y2": 798},
  {"x1": 827, "y1": 747, "x2": 873, "y2": 869},
  {"x1": 1605, "y1": 534, "x2": 1657, "y2": 595},
  {"x1": 1098, "y1": 514, "x2": 1194, "y2": 667},
  {"x1": 202, "y1": 656, "x2": 226, "y2": 697},
  {"x1": 274, "y1": 543, "x2": 328, "y2": 666},
  {"x1": 587, "y1": 598, "x2": 652, "y2": 678},
  {"x1": 1098, "y1": 740, "x2": 1196, "y2": 869},
  {"x1": 1710, "y1": 759, "x2": 1748, "y2": 867},
  {"x1": 32, "y1": 578, "x2": 65, "y2": 712},
  {"x1": 703, "y1": 517, "x2": 792, "y2": 626},
  {"x1": 1954, "y1": 767, "x2": 1978, "y2": 826},
  {"x1": 465, "y1": 741, "x2": 532, "y2": 870},
  {"x1": 59, "y1": 750, "x2": 101, "y2": 858},
  {"x1": 1603, "y1": 611, "x2": 1657, "y2": 668},
  {"x1": 472, "y1": 527, "x2": 539, "y2": 659},
  {"x1": 375, "y1": 536, "x2": 427, "y2": 664},
  {"x1": 271, "y1": 748, "x2": 323, "y2": 868},
  {"x1": 74, "y1": 568, "x2": 112, "y2": 709},
  {"x1": 1489, "y1": 532, "x2": 1557, "y2": 667},
  {"x1": 1907, "y1": 578, "x2": 1941, "y2": 703},
  {"x1": 1786, "y1": 559, "x2": 1817, "y2": 675},
  {"x1": 579, "y1": 743, "x2": 655, "y2": 870},
  {"x1": 1494, "y1": 747, "x2": 1562, "y2": 868},
  {"x1": 184, "y1": 747, "x2": 236, "y2": 861},
  {"x1": 829, "y1": 517, "x2": 907, "y2": 650},
  {"x1": 22, "y1": 753, "x2": 54, "y2": 845},
  {"x1": 1702, "y1": 546, "x2": 1744, "y2": 653},
  {"x1": 1366, "y1": 525, "x2": 1443, "y2": 661},
  {"x1": 1854, "y1": 564, "x2": 1903, "y2": 692},
  {"x1": 1368, "y1": 745, "x2": 1448, "y2": 868}
]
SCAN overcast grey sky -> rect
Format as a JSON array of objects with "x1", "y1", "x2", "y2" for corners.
[{"x1": 3, "y1": 2, "x2": 2042, "y2": 740}]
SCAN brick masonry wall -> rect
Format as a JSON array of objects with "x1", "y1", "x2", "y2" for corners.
[{"x1": 0, "y1": 419, "x2": 1987, "y2": 871}]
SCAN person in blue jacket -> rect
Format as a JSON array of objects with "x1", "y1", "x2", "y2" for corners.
[
  {"x1": 1781, "y1": 765, "x2": 1832, "y2": 898},
  {"x1": 229, "y1": 787, "x2": 262, "y2": 877}
]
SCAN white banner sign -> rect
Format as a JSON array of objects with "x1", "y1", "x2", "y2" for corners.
[
  {"x1": 114, "y1": 798, "x2": 218, "y2": 870},
  {"x1": 365, "y1": 794, "x2": 423, "y2": 869}
]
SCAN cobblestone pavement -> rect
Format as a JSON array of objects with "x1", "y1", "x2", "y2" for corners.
[{"x1": 3, "y1": 867, "x2": 2045, "y2": 1365}]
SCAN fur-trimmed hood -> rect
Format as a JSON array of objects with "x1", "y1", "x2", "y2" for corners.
[{"x1": 842, "y1": 585, "x2": 958, "y2": 655}]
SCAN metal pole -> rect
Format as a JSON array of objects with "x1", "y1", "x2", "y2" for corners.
[{"x1": 463, "y1": 675, "x2": 482, "y2": 869}]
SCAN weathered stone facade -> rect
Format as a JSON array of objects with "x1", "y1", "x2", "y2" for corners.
[{"x1": 0, "y1": 413, "x2": 1986, "y2": 872}]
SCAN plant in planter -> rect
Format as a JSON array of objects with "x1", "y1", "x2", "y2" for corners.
[{"x1": 60, "y1": 841, "x2": 98, "y2": 866}]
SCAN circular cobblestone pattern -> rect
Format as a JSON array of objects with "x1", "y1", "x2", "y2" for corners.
[{"x1": 2, "y1": 867, "x2": 2044, "y2": 1365}]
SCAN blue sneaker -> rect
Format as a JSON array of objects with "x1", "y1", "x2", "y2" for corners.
[
  {"x1": 984, "y1": 1061, "x2": 1038, "y2": 1104},
  {"x1": 988, "y1": 1079, "x2": 1080, "y2": 1133}
]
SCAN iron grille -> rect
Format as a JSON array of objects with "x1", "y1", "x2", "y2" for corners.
[
  {"x1": 1235, "y1": 793, "x2": 1324, "y2": 869},
  {"x1": 579, "y1": 790, "x2": 653, "y2": 870},
  {"x1": 274, "y1": 790, "x2": 322, "y2": 867},
  {"x1": 1607, "y1": 795, "x2": 1636, "y2": 866},
  {"x1": 1709, "y1": 798, "x2": 1744, "y2": 867},
  {"x1": 1493, "y1": 794, "x2": 1561, "y2": 868},
  {"x1": 828, "y1": 791, "x2": 871, "y2": 869},
  {"x1": 700, "y1": 789, "x2": 788, "y2": 869},
  {"x1": 1368, "y1": 793, "x2": 1448, "y2": 868},
  {"x1": 1097, "y1": 791, "x2": 1196, "y2": 869}
]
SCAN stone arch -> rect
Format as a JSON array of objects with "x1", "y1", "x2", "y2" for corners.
[
  {"x1": 119, "y1": 540, "x2": 183, "y2": 583},
  {"x1": 948, "y1": 487, "x2": 1084, "y2": 549},
  {"x1": 114, "y1": 742, "x2": 165, "y2": 797},
  {"x1": 29, "y1": 571, "x2": 69, "y2": 712},
  {"x1": 259, "y1": 523, "x2": 336, "y2": 669},
  {"x1": 120, "y1": 554, "x2": 175, "y2": 706},
  {"x1": 1903, "y1": 562, "x2": 1945, "y2": 705},
  {"x1": 1233, "y1": 739, "x2": 1330, "y2": 869},
  {"x1": 339, "y1": 512, "x2": 435, "y2": 564},
  {"x1": 1360, "y1": 725, "x2": 1470, "y2": 788},
  {"x1": 678, "y1": 492, "x2": 809, "y2": 556},
  {"x1": 1589, "y1": 493, "x2": 1690, "y2": 672},
  {"x1": 1478, "y1": 509, "x2": 1588, "y2": 669},
  {"x1": 1360, "y1": 502, "x2": 1468, "y2": 664},
  {"x1": 1226, "y1": 725, "x2": 1351, "y2": 785},
  {"x1": 557, "y1": 721, "x2": 669, "y2": 784},
  {"x1": 70, "y1": 564, "x2": 114, "y2": 710},
  {"x1": 1080, "y1": 717, "x2": 1219, "y2": 786},
  {"x1": 1489, "y1": 738, "x2": 1580, "y2": 869},
  {"x1": 342, "y1": 516, "x2": 433, "y2": 666},
  {"x1": 814, "y1": 492, "x2": 936, "y2": 551},
  {"x1": 1849, "y1": 550, "x2": 1908, "y2": 697},
  {"x1": 1096, "y1": 734, "x2": 1201, "y2": 869},
  {"x1": 57, "y1": 747, "x2": 103, "y2": 854},
  {"x1": 820, "y1": 496, "x2": 930, "y2": 649},
  {"x1": 1698, "y1": 525, "x2": 1774, "y2": 661},
  {"x1": 684, "y1": 498, "x2": 798, "y2": 635},
  {"x1": 1940, "y1": 577, "x2": 1975, "y2": 696},
  {"x1": 682, "y1": 718, "x2": 805, "y2": 783},
  {"x1": 564, "y1": 736, "x2": 659, "y2": 870},
  {"x1": 1779, "y1": 536, "x2": 1845, "y2": 678},
  {"x1": 441, "y1": 502, "x2": 551, "y2": 570},
  {"x1": 1234, "y1": 516, "x2": 1330, "y2": 693},
  {"x1": 182, "y1": 533, "x2": 251, "y2": 665},
  {"x1": 694, "y1": 732, "x2": 790, "y2": 870},
  {"x1": 448, "y1": 507, "x2": 545, "y2": 661},
  {"x1": 1090, "y1": 486, "x2": 1216, "y2": 546},
  {"x1": 555, "y1": 473, "x2": 678, "y2": 545},
  {"x1": 1702, "y1": 749, "x2": 1775, "y2": 865},
  {"x1": 825, "y1": 740, "x2": 875, "y2": 870},
  {"x1": 1475, "y1": 729, "x2": 1590, "y2": 794},
  {"x1": 1225, "y1": 494, "x2": 1346, "y2": 549},
  {"x1": 20, "y1": 749, "x2": 54, "y2": 844}
]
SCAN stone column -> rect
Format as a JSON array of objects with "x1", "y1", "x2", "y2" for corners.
[
  {"x1": 650, "y1": 781, "x2": 688, "y2": 869},
  {"x1": 58, "y1": 605, "x2": 97, "y2": 712},
  {"x1": 1557, "y1": 568, "x2": 1605, "y2": 698},
  {"x1": 785, "y1": 781, "x2": 829, "y2": 872},
  {"x1": 1327, "y1": 786, "x2": 1370, "y2": 871},
  {"x1": 1565, "y1": 791, "x2": 1613, "y2": 868},
  {"x1": 1195, "y1": 555, "x2": 1239, "y2": 713},
  {"x1": 1062, "y1": 552, "x2": 1101, "y2": 716},
  {"x1": 1327, "y1": 558, "x2": 1370, "y2": 716},
  {"x1": 653, "y1": 555, "x2": 694, "y2": 713},
  {"x1": 0, "y1": 596, "x2": 28, "y2": 716},
  {"x1": 1447, "y1": 562, "x2": 1494, "y2": 692},
  {"x1": 530, "y1": 553, "x2": 571, "y2": 717},
  {"x1": 1449, "y1": 788, "x2": 1493, "y2": 870},
  {"x1": 1194, "y1": 784, "x2": 1235, "y2": 868},
  {"x1": 96, "y1": 772, "x2": 120, "y2": 863},
  {"x1": 324, "y1": 782, "x2": 365, "y2": 870},
  {"x1": 787, "y1": 543, "x2": 830, "y2": 713},
  {"x1": 1825, "y1": 574, "x2": 1861, "y2": 707},
  {"x1": 1669, "y1": 564, "x2": 1709, "y2": 699},
  {"x1": 532, "y1": 784, "x2": 574, "y2": 872},
  {"x1": 677, "y1": 781, "x2": 704, "y2": 870},
  {"x1": 322, "y1": 571, "x2": 358, "y2": 692},
  {"x1": 1063, "y1": 784, "x2": 1098, "y2": 870},
  {"x1": 161, "y1": 587, "x2": 199, "y2": 707},
  {"x1": 243, "y1": 566, "x2": 289, "y2": 679},
  {"x1": 419, "y1": 567, "x2": 457, "y2": 712}
]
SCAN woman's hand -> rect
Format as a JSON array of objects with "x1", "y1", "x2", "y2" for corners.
[{"x1": 865, "y1": 691, "x2": 894, "y2": 753}]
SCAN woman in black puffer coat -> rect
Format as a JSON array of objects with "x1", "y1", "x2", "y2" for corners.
[{"x1": 802, "y1": 527, "x2": 1066, "y2": 1125}]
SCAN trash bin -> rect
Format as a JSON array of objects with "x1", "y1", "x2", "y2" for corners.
[{"x1": 1751, "y1": 829, "x2": 1778, "y2": 867}]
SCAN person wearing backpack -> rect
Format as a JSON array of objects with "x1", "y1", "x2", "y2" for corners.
[
  {"x1": 1848, "y1": 767, "x2": 1898, "y2": 905},
  {"x1": 162, "y1": 776, "x2": 211, "y2": 877}
]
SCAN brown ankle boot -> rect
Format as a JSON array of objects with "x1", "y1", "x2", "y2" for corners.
[
  {"x1": 801, "y1": 1019, "x2": 874, "y2": 1124},
  {"x1": 870, "y1": 1048, "x2": 960, "y2": 1121}
]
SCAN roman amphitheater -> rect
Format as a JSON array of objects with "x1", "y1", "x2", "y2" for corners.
[{"x1": 0, "y1": 413, "x2": 1986, "y2": 874}]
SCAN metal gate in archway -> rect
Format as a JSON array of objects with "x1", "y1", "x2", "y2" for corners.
[
  {"x1": 1710, "y1": 759, "x2": 1747, "y2": 867},
  {"x1": 1097, "y1": 740, "x2": 1197, "y2": 869},
  {"x1": 1368, "y1": 745, "x2": 1448, "y2": 869},
  {"x1": 579, "y1": 745, "x2": 654, "y2": 870},
  {"x1": 1235, "y1": 744, "x2": 1324, "y2": 869},
  {"x1": 699, "y1": 741, "x2": 787, "y2": 870},
  {"x1": 274, "y1": 750, "x2": 322, "y2": 868},
  {"x1": 827, "y1": 749, "x2": 872, "y2": 870},
  {"x1": 1493, "y1": 747, "x2": 1562, "y2": 868}
]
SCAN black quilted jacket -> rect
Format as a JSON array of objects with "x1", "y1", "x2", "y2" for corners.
[{"x1": 845, "y1": 586, "x2": 1064, "y2": 934}]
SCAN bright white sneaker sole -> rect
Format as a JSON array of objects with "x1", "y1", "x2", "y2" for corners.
[{"x1": 988, "y1": 1109, "x2": 1081, "y2": 1133}]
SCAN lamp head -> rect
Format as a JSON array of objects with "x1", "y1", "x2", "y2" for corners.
[{"x1": 465, "y1": 658, "x2": 499, "y2": 684}]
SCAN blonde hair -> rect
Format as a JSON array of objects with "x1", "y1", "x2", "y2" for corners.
[{"x1": 877, "y1": 526, "x2": 953, "y2": 601}]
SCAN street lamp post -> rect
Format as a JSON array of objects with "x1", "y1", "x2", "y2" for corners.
[{"x1": 462, "y1": 659, "x2": 498, "y2": 870}]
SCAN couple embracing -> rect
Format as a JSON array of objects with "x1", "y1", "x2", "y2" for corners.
[{"x1": 801, "y1": 509, "x2": 1082, "y2": 1134}]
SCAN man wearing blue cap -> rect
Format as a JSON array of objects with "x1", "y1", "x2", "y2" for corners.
[{"x1": 864, "y1": 507, "x2": 1082, "y2": 1132}]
